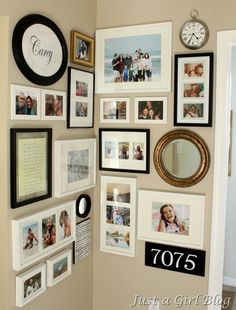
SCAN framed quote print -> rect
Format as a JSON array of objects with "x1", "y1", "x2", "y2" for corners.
[
  {"x1": 12, "y1": 14, "x2": 68, "y2": 86},
  {"x1": 10, "y1": 128, "x2": 52, "y2": 209},
  {"x1": 174, "y1": 53, "x2": 213, "y2": 126}
]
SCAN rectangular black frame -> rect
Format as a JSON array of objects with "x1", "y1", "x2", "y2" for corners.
[
  {"x1": 174, "y1": 52, "x2": 213, "y2": 127},
  {"x1": 10, "y1": 128, "x2": 52, "y2": 209},
  {"x1": 67, "y1": 66, "x2": 94, "y2": 128},
  {"x1": 99, "y1": 128, "x2": 150, "y2": 174}
]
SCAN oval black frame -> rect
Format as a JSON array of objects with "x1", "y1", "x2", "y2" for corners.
[
  {"x1": 76, "y1": 194, "x2": 91, "y2": 218},
  {"x1": 12, "y1": 14, "x2": 68, "y2": 86}
]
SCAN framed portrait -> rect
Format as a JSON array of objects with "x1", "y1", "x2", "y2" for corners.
[
  {"x1": 41, "y1": 89, "x2": 66, "y2": 121},
  {"x1": 15, "y1": 263, "x2": 46, "y2": 307},
  {"x1": 99, "y1": 128, "x2": 150, "y2": 173},
  {"x1": 134, "y1": 96, "x2": 167, "y2": 124},
  {"x1": 67, "y1": 67, "x2": 94, "y2": 128},
  {"x1": 174, "y1": 53, "x2": 213, "y2": 126},
  {"x1": 11, "y1": 84, "x2": 41, "y2": 120},
  {"x1": 70, "y1": 30, "x2": 94, "y2": 67},
  {"x1": 10, "y1": 128, "x2": 52, "y2": 209},
  {"x1": 12, "y1": 14, "x2": 68, "y2": 86},
  {"x1": 137, "y1": 190, "x2": 205, "y2": 249},
  {"x1": 95, "y1": 21, "x2": 172, "y2": 93},
  {"x1": 12, "y1": 200, "x2": 76, "y2": 271},
  {"x1": 47, "y1": 249, "x2": 72, "y2": 287},
  {"x1": 54, "y1": 138, "x2": 96, "y2": 197},
  {"x1": 100, "y1": 97, "x2": 130, "y2": 123},
  {"x1": 100, "y1": 176, "x2": 137, "y2": 257}
]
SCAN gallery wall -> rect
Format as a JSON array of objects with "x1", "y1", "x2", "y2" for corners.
[
  {"x1": 0, "y1": 0, "x2": 96, "y2": 309},
  {"x1": 93, "y1": 0, "x2": 236, "y2": 309}
]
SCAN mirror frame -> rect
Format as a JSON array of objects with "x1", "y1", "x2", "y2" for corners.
[
  {"x1": 153, "y1": 129, "x2": 210, "y2": 187},
  {"x1": 76, "y1": 194, "x2": 91, "y2": 218}
]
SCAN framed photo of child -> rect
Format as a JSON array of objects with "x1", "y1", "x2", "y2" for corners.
[
  {"x1": 137, "y1": 190, "x2": 205, "y2": 249},
  {"x1": 12, "y1": 201, "x2": 76, "y2": 271},
  {"x1": 174, "y1": 53, "x2": 213, "y2": 126}
]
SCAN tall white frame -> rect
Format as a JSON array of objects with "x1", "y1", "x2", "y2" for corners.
[{"x1": 208, "y1": 30, "x2": 236, "y2": 309}]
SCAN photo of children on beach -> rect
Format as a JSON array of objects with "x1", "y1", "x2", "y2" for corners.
[
  {"x1": 23, "y1": 272, "x2": 41, "y2": 299},
  {"x1": 106, "y1": 205, "x2": 130, "y2": 226},
  {"x1": 106, "y1": 226, "x2": 130, "y2": 249},
  {"x1": 67, "y1": 149, "x2": 89, "y2": 183},
  {"x1": 106, "y1": 183, "x2": 131, "y2": 203},
  {"x1": 184, "y1": 63, "x2": 204, "y2": 78},
  {"x1": 53, "y1": 256, "x2": 68, "y2": 280},
  {"x1": 22, "y1": 222, "x2": 39, "y2": 259},
  {"x1": 101, "y1": 99, "x2": 128, "y2": 120},
  {"x1": 104, "y1": 34, "x2": 161, "y2": 84},
  {"x1": 152, "y1": 202, "x2": 189, "y2": 235},
  {"x1": 183, "y1": 103, "x2": 204, "y2": 118},
  {"x1": 42, "y1": 215, "x2": 56, "y2": 249}
]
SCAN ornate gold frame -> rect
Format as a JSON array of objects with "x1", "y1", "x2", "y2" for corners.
[{"x1": 153, "y1": 129, "x2": 210, "y2": 187}]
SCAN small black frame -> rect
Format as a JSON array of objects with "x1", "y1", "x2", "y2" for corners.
[
  {"x1": 10, "y1": 128, "x2": 52, "y2": 208},
  {"x1": 174, "y1": 52, "x2": 213, "y2": 127},
  {"x1": 76, "y1": 194, "x2": 91, "y2": 218},
  {"x1": 12, "y1": 14, "x2": 68, "y2": 86},
  {"x1": 99, "y1": 128, "x2": 150, "y2": 174}
]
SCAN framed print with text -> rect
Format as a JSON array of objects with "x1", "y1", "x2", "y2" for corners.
[
  {"x1": 174, "y1": 53, "x2": 213, "y2": 126},
  {"x1": 15, "y1": 263, "x2": 46, "y2": 307},
  {"x1": 12, "y1": 200, "x2": 76, "y2": 271},
  {"x1": 138, "y1": 190, "x2": 205, "y2": 249},
  {"x1": 10, "y1": 128, "x2": 52, "y2": 209},
  {"x1": 70, "y1": 30, "x2": 94, "y2": 67},
  {"x1": 100, "y1": 176, "x2": 137, "y2": 257},
  {"x1": 67, "y1": 67, "x2": 94, "y2": 128},
  {"x1": 54, "y1": 138, "x2": 96, "y2": 197},
  {"x1": 12, "y1": 14, "x2": 68, "y2": 86},
  {"x1": 95, "y1": 22, "x2": 172, "y2": 93},
  {"x1": 99, "y1": 128, "x2": 150, "y2": 173}
]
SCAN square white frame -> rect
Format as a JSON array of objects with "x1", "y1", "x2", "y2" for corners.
[
  {"x1": 100, "y1": 175, "x2": 137, "y2": 257},
  {"x1": 138, "y1": 190, "x2": 205, "y2": 249},
  {"x1": 11, "y1": 84, "x2": 41, "y2": 120},
  {"x1": 15, "y1": 263, "x2": 46, "y2": 307},
  {"x1": 55, "y1": 138, "x2": 96, "y2": 197},
  {"x1": 134, "y1": 96, "x2": 167, "y2": 124},
  {"x1": 100, "y1": 97, "x2": 130, "y2": 123},
  {"x1": 95, "y1": 22, "x2": 172, "y2": 93},
  {"x1": 41, "y1": 89, "x2": 66, "y2": 121},
  {"x1": 12, "y1": 201, "x2": 76, "y2": 271},
  {"x1": 47, "y1": 249, "x2": 72, "y2": 287}
]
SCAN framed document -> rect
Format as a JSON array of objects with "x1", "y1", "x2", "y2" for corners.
[{"x1": 10, "y1": 128, "x2": 52, "y2": 209}]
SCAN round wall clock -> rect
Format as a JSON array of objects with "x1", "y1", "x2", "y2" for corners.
[
  {"x1": 179, "y1": 10, "x2": 209, "y2": 50},
  {"x1": 12, "y1": 14, "x2": 68, "y2": 86}
]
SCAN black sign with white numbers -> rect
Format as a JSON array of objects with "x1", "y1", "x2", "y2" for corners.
[{"x1": 145, "y1": 242, "x2": 206, "y2": 277}]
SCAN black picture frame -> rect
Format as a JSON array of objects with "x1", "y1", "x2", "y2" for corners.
[
  {"x1": 10, "y1": 128, "x2": 52, "y2": 209},
  {"x1": 12, "y1": 14, "x2": 68, "y2": 86},
  {"x1": 67, "y1": 67, "x2": 94, "y2": 128},
  {"x1": 99, "y1": 128, "x2": 150, "y2": 173},
  {"x1": 174, "y1": 52, "x2": 213, "y2": 127}
]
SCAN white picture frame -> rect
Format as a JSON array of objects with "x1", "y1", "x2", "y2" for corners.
[
  {"x1": 100, "y1": 97, "x2": 130, "y2": 123},
  {"x1": 95, "y1": 22, "x2": 172, "y2": 93},
  {"x1": 138, "y1": 190, "x2": 205, "y2": 249},
  {"x1": 15, "y1": 263, "x2": 46, "y2": 307},
  {"x1": 134, "y1": 96, "x2": 167, "y2": 124},
  {"x1": 41, "y1": 89, "x2": 66, "y2": 121},
  {"x1": 47, "y1": 249, "x2": 72, "y2": 287},
  {"x1": 11, "y1": 84, "x2": 41, "y2": 120},
  {"x1": 12, "y1": 201, "x2": 76, "y2": 271},
  {"x1": 100, "y1": 175, "x2": 137, "y2": 257},
  {"x1": 54, "y1": 139, "x2": 96, "y2": 197}
]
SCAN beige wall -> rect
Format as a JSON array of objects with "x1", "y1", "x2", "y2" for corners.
[
  {"x1": 0, "y1": 1, "x2": 96, "y2": 309},
  {"x1": 93, "y1": 1, "x2": 236, "y2": 309}
]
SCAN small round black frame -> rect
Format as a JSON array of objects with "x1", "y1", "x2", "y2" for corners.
[
  {"x1": 12, "y1": 14, "x2": 68, "y2": 86},
  {"x1": 76, "y1": 194, "x2": 91, "y2": 218}
]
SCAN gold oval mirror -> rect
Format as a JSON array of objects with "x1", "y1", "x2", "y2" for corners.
[{"x1": 153, "y1": 130, "x2": 210, "y2": 187}]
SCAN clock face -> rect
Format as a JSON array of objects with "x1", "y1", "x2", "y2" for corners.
[{"x1": 180, "y1": 20, "x2": 209, "y2": 49}]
